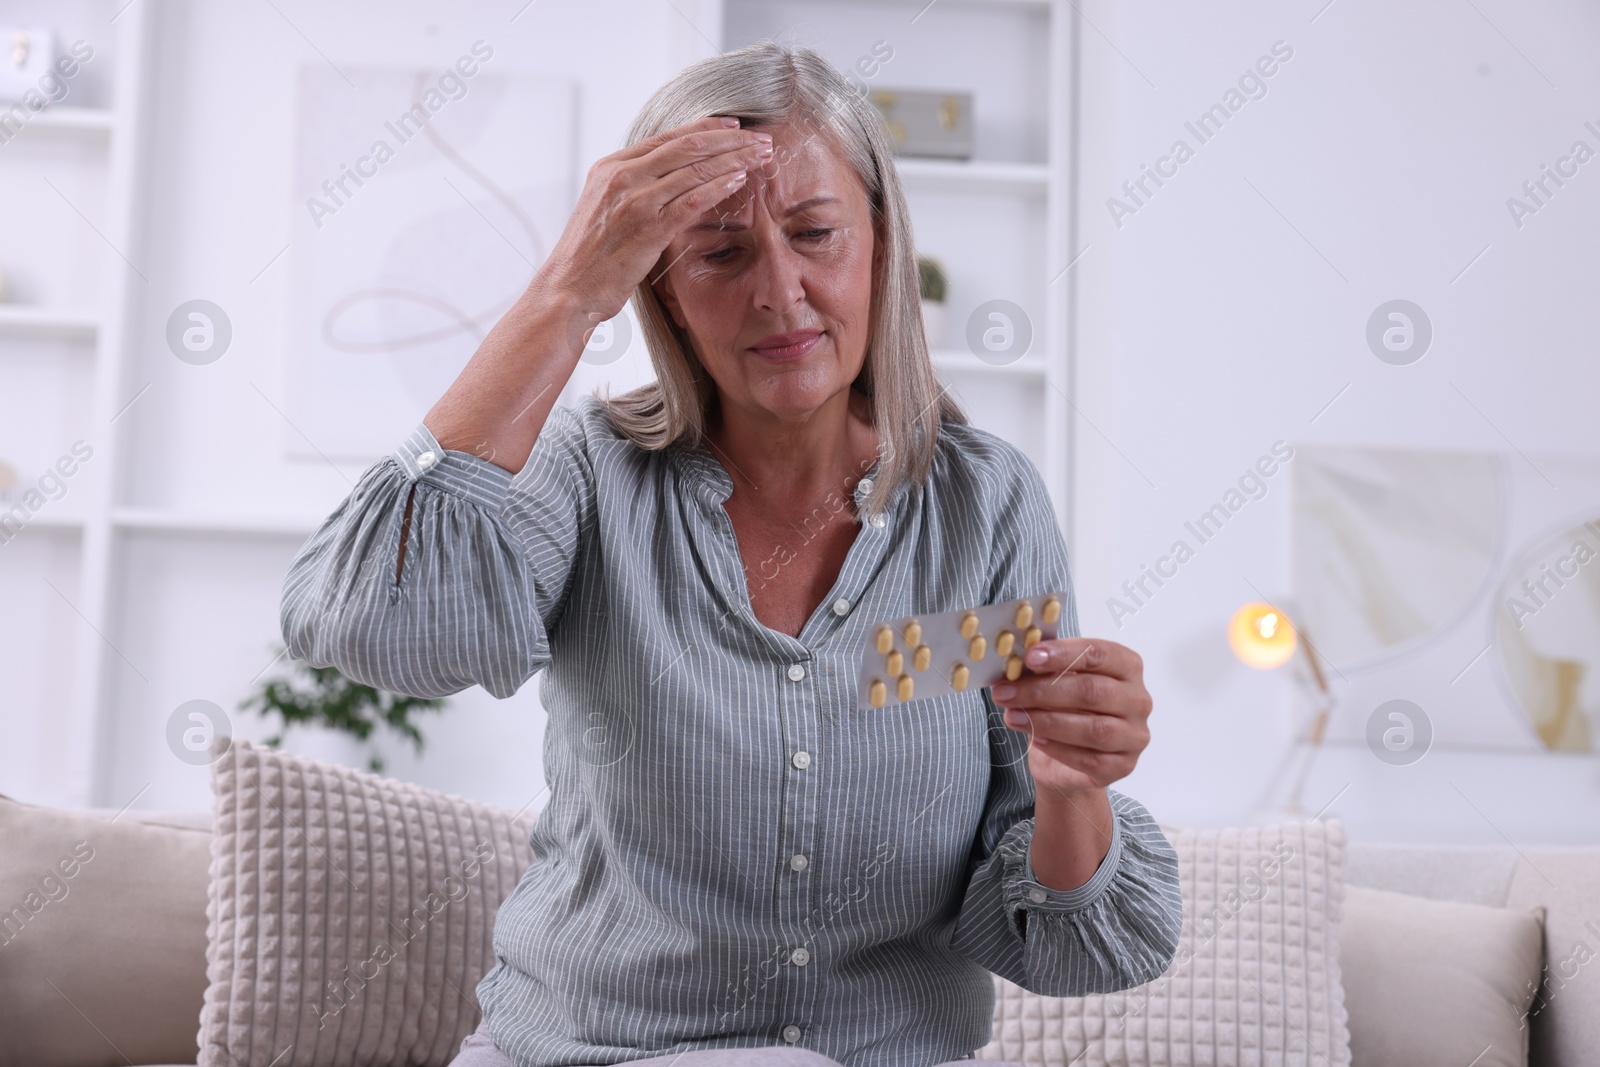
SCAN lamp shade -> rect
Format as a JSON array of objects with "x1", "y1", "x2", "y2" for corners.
[{"x1": 1229, "y1": 601, "x2": 1298, "y2": 669}]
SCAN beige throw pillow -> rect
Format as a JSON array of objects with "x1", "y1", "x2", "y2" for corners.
[
  {"x1": 199, "y1": 740, "x2": 536, "y2": 1067},
  {"x1": 0, "y1": 794, "x2": 212, "y2": 1067},
  {"x1": 981, "y1": 819, "x2": 1351, "y2": 1066},
  {"x1": 1339, "y1": 885, "x2": 1544, "y2": 1067}
]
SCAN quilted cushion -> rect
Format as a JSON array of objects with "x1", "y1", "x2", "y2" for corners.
[
  {"x1": 198, "y1": 739, "x2": 536, "y2": 1067},
  {"x1": 980, "y1": 819, "x2": 1351, "y2": 1067}
]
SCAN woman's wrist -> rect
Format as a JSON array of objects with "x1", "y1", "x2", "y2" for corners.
[{"x1": 1028, "y1": 785, "x2": 1114, "y2": 892}]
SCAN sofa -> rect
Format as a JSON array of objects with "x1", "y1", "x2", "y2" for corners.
[{"x1": 2, "y1": 741, "x2": 1595, "y2": 1067}]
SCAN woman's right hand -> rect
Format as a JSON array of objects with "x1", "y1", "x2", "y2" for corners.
[
  {"x1": 532, "y1": 115, "x2": 774, "y2": 337},
  {"x1": 423, "y1": 115, "x2": 772, "y2": 472}
]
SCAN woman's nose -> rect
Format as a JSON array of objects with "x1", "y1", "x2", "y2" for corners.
[{"x1": 749, "y1": 240, "x2": 807, "y2": 314}]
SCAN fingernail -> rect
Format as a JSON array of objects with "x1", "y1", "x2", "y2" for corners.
[
  {"x1": 1026, "y1": 646, "x2": 1048, "y2": 666},
  {"x1": 1004, "y1": 709, "x2": 1030, "y2": 729},
  {"x1": 720, "y1": 116, "x2": 740, "y2": 127},
  {"x1": 991, "y1": 683, "x2": 1016, "y2": 702},
  {"x1": 752, "y1": 131, "x2": 773, "y2": 143}
]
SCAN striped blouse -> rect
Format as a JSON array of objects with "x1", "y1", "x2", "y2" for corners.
[{"x1": 281, "y1": 393, "x2": 1183, "y2": 1067}]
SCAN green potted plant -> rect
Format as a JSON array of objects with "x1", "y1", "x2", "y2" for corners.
[
  {"x1": 241, "y1": 645, "x2": 448, "y2": 773},
  {"x1": 917, "y1": 254, "x2": 948, "y2": 349}
]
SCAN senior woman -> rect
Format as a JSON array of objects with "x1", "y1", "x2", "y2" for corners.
[{"x1": 283, "y1": 41, "x2": 1181, "y2": 1067}]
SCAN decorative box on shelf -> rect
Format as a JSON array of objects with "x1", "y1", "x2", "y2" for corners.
[
  {"x1": 2, "y1": 26, "x2": 60, "y2": 102},
  {"x1": 867, "y1": 87, "x2": 974, "y2": 160}
]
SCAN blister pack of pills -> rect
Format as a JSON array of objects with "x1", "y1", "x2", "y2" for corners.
[{"x1": 854, "y1": 592, "x2": 1066, "y2": 709}]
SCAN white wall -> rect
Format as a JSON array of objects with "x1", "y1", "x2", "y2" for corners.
[
  {"x1": 5, "y1": 0, "x2": 1596, "y2": 847},
  {"x1": 1071, "y1": 0, "x2": 1600, "y2": 842}
]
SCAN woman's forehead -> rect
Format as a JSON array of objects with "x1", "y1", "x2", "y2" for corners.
[{"x1": 695, "y1": 129, "x2": 862, "y2": 232}]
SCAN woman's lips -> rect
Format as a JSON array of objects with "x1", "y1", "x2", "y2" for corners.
[{"x1": 749, "y1": 329, "x2": 823, "y2": 362}]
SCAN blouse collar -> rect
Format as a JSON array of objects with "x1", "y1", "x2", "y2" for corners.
[{"x1": 670, "y1": 435, "x2": 901, "y2": 519}]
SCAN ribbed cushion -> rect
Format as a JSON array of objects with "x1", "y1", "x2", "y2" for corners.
[
  {"x1": 198, "y1": 740, "x2": 535, "y2": 1067},
  {"x1": 980, "y1": 820, "x2": 1351, "y2": 1067}
]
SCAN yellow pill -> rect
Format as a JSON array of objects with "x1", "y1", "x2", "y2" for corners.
[
  {"x1": 904, "y1": 620, "x2": 922, "y2": 646},
  {"x1": 1042, "y1": 596, "x2": 1061, "y2": 624},
  {"x1": 876, "y1": 625, "x2": 894, "y2": 655},
  {"x1": 1005, "y1": 655, "x2": 1024, "y2": 681},
  {"x1": 1014, "y1": 601, "x2": 1033, "y2": 629},
  {"x1": 914, "y1": 644, "x2": 932, "y2": 671},
  {"x1": 869, "y1": 679, "x2": 887, "y2": 708},
  {"x1": 969, "y1": 635, "x2": 987, "y2": 660},
  {"x1": 996, "y1": 630, "x2": 1015, "y2": 657},
  {"x1": 1024, "y1": 625, "x2": 1042, "y2": 648},
  {"x1": 951, "y1": 663, "x2": 970, "y2": 691},
  {"x1": 886, "y1": 650, "x2": 904, "y2": 676},
  {"x1": 897, "y1": 674, "x2": 914, "y2": 701},
  {"x1": 960, "y1": 611, "x2": 979, "y2": 638}
]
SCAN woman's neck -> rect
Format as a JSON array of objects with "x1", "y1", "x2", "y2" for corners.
[{"x1": 705, "y1": 387, "x2": 877, "y2": 505}]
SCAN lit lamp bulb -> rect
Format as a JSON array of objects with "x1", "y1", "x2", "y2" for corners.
[{"x1": 1229, "y1": 601, "x2": 1297, "y2": 669}]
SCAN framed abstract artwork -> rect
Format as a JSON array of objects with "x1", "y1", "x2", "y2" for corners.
[
  {"x1": 1292, "y1": 444, "x2": 1600, "y2": 753},
  {"x1": 285, "y1": 60, "x2": 577, "y2": 460}
]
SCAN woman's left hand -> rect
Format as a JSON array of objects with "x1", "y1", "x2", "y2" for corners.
[{"x1": 988, "y1": 637, "x2": 1152, "y2": 797}]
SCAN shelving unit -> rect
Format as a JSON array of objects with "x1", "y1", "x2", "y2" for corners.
[
  {"x1": 0, "y1": 2, "x2": 153, "y2": 806},
  {"x1": 721, "y1": 0, "x2": 1077, "y2": 529}
]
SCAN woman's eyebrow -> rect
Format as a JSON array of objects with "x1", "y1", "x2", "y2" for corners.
[{"x1": 688, "y1": 194, "x2": 841, "y2": 233}]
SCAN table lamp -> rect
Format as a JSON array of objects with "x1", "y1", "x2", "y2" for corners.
[{"x1": 1229, "y1": 601, "x2": 1334, "y2": 816}]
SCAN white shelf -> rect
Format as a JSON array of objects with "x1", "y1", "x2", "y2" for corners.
[
  {"x1": 775, "y1": 0, "x2": 1053, "y2": 12},
  {"x1": 3, "y1": 508, "x2": 326, "y2": 538},
  {"x1": 19, "y1": 106, "x2": 114, "y2": 134},
  {"x1": 0, "y1": 306, "x2": 100, "y2": 341},
  {"x1": 0, "y1": 510, "x2": 329, "y2": 537},
  {"x1": 1, "y1": 511, "x2": 87, "y2": 532},
  {"x1": 112, "y1": 508, "x2": 324, "y2": 537},
  {"x1": 932, "y1": 351, "x2": 1049, "y2": 377},
  {"x1": 892, "y1": 157, "x2": 1049, "y2": 195}
]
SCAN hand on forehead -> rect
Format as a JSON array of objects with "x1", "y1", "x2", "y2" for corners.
[{"x1": 691, "y1": 121, "x2": 853, "y2": 231}]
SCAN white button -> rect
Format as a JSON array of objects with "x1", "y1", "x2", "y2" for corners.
[
  {"x1": 1028, "y1": 887, "x2": 1048, "y2": 904},
  {"x1": 789, "y1": 853, "x2": 809, "y2": 872},
  {"x1": 870, "y1": 514, "x2": 886, "y2": 528},
  {"x1": 416, "y1": 450, "x2": 438, "y2": 470},
  {"x1": 781, "y1": 1024, "x2": 802, "y2": 1044},
  {"x1": 857, "y1": 478, "x2": 874, "y2": 495},
  {"x1": 790, "y1": 947, "x2": 811, "y2": 966},
  {"x1": 787, "y1": 663, "x2": 806, "y2": 681},
  {"x1": 791, "y1": 750, "x2": 811, "y2": 770},
  {"x1": 831, "y1": 597, "x2": 851, "y2": 616}
]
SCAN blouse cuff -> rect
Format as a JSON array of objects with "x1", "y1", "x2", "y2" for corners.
[
  {"x1": 1009, "y1": 806, "x2": 1126, "y2": 913},
  {"x1": 394, "y1": 423, "x2": 515, "y2": 514}
]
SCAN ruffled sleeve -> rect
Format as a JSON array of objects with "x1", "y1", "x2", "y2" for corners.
[
  {"x1": 281, "y1": 404, "x2": 595, "y2": 700},
  {"x1": 947, "y1": 436, "x2": 1183, "y2": 995},
  {"x1": 952, "y1": 792, "x2": 1183, "y2": 996}
]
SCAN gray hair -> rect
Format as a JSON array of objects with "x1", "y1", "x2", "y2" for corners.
[{"x1": 595, "y1": 40, "x2": 966, "y2": 522}]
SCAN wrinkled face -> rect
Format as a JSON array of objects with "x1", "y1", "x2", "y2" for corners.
[{"x1": 653, "y1": 122, "x2": 882, "y2": 425}]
